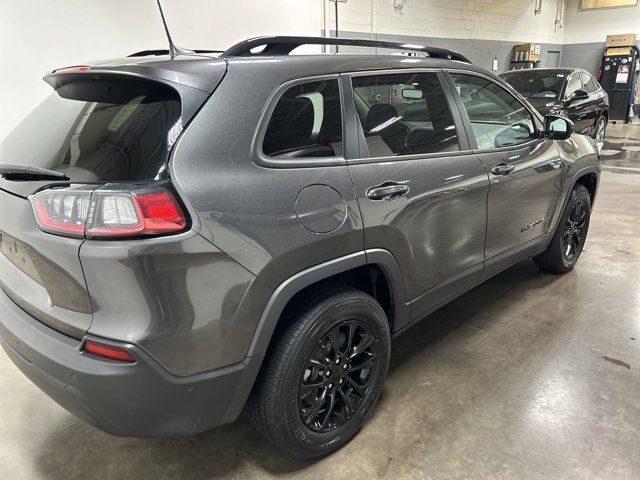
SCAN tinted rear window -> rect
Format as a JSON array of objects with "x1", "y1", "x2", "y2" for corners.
[{"x1": 0, "y1": 80, "x2": 181, "y2": 182}]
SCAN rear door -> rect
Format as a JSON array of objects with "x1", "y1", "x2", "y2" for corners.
[
  {"x1": 446, "y1": 71, "x2": 564, "y2": 276},
  {"x1": 344, "y1": 70, "x2": 490, "y2": 328}
]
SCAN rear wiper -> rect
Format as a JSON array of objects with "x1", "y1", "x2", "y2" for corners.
[{"x1": 0, "y1": 164, "x2": 70, "y2": 181}]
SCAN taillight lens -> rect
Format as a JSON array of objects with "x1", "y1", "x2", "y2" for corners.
[
  {"x1": 31, "y1": 189, "x2": 91, "y2": 238},
  {"x1": 31, "y1": 187, "x2": 186, "y2": 239},
  {"x1": 83, "y1": 340, "x2": 136, "y2": 363}
]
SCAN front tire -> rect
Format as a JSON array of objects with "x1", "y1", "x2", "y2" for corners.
[
  {"x1": 593, "y1": 115, "x2": 607, "y2": 140},
  {"x1": 249, "y1": 288, "x2": 390, "y2": 458},
  {"x1": 534, "y1": 184, "x2": 591, "y2": 273}
]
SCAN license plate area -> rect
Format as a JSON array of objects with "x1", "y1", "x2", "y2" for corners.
[{"x1": 0, "y1": 232, "x2": 42, "y2": 284}]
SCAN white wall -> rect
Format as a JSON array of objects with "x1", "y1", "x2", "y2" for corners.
[
  {"x1": 563, "y1": 0, "x2": 640, "y2": 44},
  {"x1": 332, "y1": 0, "x2": 564, "y2": 43},
  {"x1": 0, "y1": 0, "x2": 323, "y2": 142},
  {"x1": 3, "y1": 0, "x2": 640, "y2": 141}
]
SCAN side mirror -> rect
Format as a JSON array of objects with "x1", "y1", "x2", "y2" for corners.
[
  {"x1": 544, "y1": 115, "x2": 574, "y2": 141},
  {"x1": 401, "y1": 89, "x2": 423, "y2": 100},
  {"x1": 565, "y1": 89, "x2": 589, "y2": 105}
]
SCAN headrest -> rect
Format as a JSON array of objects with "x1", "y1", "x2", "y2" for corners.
[
  {"x1": 263, "y1": 97, "x2": 315, "y2": 155},
  {"x1": 364, "y1": 103, "x2": 400, "y2": 133}
]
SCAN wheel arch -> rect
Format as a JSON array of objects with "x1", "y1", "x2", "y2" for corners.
[
  {"x1": 245, "y1": 249, "x2": 408, "y2": 359},
  {"x1": 573, "y1": 169, "x2": 598, "y2": 205}
]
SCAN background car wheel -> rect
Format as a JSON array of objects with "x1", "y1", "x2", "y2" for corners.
[
  {"x1": 249, "y1": 287, "x2": 391, "y2": 458},
  {"x1": 593, "y1": 115, "x2": 607, "y2": 140},
  {"x1": 534, "y1": 184, "x2": 591, "y2": 274}
]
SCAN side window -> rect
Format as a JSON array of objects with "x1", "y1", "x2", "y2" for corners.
[
  {"x1": 581, "y1": 72, "x2": 598, "y2": 93},
  {"x1": 263, "y1": 80, "x2": 342, "y2": 158},
  {"x1": 565, "y1": 73, "x2": 583, "y2": 98},
  {"x1": 351, "y1": 72, "x2": 459, "y2": 158},
  {"x1": 450, "y1": 73, "x2": 536, "y2": 149}
]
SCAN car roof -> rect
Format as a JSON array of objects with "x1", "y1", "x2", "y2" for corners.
[
  {"x1": 48, "y1": 52, "x2": 498, "y2": 94},
  {"x1": 224, "y1": 53, "x2": 484, "y2": 74}
]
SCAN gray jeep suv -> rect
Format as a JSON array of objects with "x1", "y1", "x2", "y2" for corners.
[{"x1": 0, "y1": 36, "x2": 600, "y2": 458}]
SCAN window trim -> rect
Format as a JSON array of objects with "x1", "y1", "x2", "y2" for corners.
[
  {"x1": 343, "y1": 68, "x2": 473, "y2": 165},
  {"x1": 251, "y1": 74, "x2": 347, "y2": 169},
  {"x1": 444, "y1": 69, "x2": 544, "y2": 154}
]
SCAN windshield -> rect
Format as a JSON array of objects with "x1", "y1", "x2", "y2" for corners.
[
  {"x1": 0, "y1": 79, "x2": 181, "y2": 182},
  {"x1": 500, "y1": 71, "x2": 566, "y2": 101}
]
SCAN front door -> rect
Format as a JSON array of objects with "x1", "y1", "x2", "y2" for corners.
[
  {"x1": 344, "y1": 71, "x2": 490, "y2": 327},
  {"x1": 447, "y1": 72, "x2": 564, "y2": 275}
]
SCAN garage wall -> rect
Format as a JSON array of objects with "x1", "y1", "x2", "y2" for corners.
[
  {"x1": 331, "y1": 0, "x2": 564, "y2": 43},
  {"x1": 328, "y1": 0, "x2": 564, "y2": 73},
  {"x1": 331, "y1": 30, "x2": 563, "y2": 74},
  {"x1": 563, "y1": 0, "x2": 640, "y2": 44},
  {"x1": 560, "y1": 0, "x2": 640, "y2": 75},
  {"x1": 0, "y1": 0, "x2": 323, "y2": 142}
]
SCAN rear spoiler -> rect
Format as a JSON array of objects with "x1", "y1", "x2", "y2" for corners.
[
  {"x1": 42, "y1": 62, "x2": 227, "y2": 124},
  {"x1": 44, "y1": 58, "x2": 227, "y2": 94}
]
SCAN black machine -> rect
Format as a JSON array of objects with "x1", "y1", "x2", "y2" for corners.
[{"x1": 599, "y1": 46, "x2": 640, "y2": 122}]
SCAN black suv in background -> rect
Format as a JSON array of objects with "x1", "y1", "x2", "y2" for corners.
[
  {"x1": 0, "y1": 37, "x2": 600, "y2": 458},
  {"x1": 500, "y1": 68, "x2": 609, "y2": 140}
]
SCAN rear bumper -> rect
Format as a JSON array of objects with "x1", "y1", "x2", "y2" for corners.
[{"x1": 0, "y1": 287, "x2": 262, "y2": 437}]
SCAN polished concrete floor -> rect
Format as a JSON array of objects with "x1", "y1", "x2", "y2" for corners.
[
  {"x1": 1, "y1": 134, "x2": 639, "y2": 479},
  {"x1": 601, "y1": 123, "x2": 640, "y2": 173}
]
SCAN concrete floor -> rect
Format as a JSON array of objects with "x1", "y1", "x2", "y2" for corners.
[{"x1": 1, "y1": 129, "x2": 639, "y2": 479}]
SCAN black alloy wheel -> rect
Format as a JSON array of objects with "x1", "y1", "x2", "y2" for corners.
[
  {"x1": 299, "y1": 320, "x2": 376, "y2": 433},
  {"x1": 534, "y1": 184, "x2": 591, "y2": 273},
  {"x1": 249, "y1": 288, "x2": 390, "y2": 458},
  {"x1": 561, "y1": 198, "x2": 588, "y2": 263}
]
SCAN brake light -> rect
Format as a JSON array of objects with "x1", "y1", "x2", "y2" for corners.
[
  {"x1": 30, "y1": 187, "x2": 186, "y2": 239},
  {"x1": 83, "y1": 340, "x2": 135, "y2": 363}
]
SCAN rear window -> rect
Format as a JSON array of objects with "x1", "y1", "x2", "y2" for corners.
[{"x1": 0, "y1": 79, "x2": 181, "y2": 182}]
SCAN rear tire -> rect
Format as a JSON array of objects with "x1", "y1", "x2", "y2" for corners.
[
  {"x1": 249, "y1": 288, "x2": 390, "y2": 458},
  {"x1": 534, "y1": 184, "x2": 591, "y2": 274}
]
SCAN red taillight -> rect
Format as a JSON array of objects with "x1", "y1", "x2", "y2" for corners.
[
  {"x1": 31, "y1": 189, "x2": 92, "y2": 238},
  {"x1": 30, "y1": 187, "x2": 187, "y2": 239},
  {"x1": 83, "y1": 341, "x2": 135, "y2": 363}
]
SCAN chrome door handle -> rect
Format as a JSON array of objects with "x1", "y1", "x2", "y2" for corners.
[
  {"x1": 366, "y1": 182, "x2": 409, "y2": 201},
  {"x1": 491, "y1": 163, "x2": 515, "y2": 176}
]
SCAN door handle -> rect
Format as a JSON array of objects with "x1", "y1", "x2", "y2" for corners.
[
  {"x1": 491, "y1": 163, "x2": 515, "y2": 176},
  {"x1": 366, "y1": 182, "x2": 409, "y2": 201}
]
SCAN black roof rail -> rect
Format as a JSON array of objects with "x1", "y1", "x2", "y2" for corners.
[
  {"x1": 128, "y1": 49, "x2": 223, "y2": 57},
  {"x1": 221, "y1": 36, "x2": 471, "y2": 63}
]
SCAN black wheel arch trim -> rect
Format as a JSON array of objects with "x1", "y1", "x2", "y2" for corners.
[
  {"x1": 549, "y1": 165, "x2": 599, "y2": 237},
  {"x1": 245, "y1": 249, "x2": 409, "y2": 359}
]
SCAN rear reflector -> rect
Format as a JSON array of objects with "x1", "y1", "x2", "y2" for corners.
[
  {"x1": 30, "y1": 187, "x2": 186, "y2": 239},
  {"x1": 83, "y1": 341, "x2": 135, "y2": 363}
]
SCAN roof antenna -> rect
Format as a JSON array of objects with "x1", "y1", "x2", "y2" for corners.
[{"x1": 156, "y1": 0, "x2": 194, "y2": 58}]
